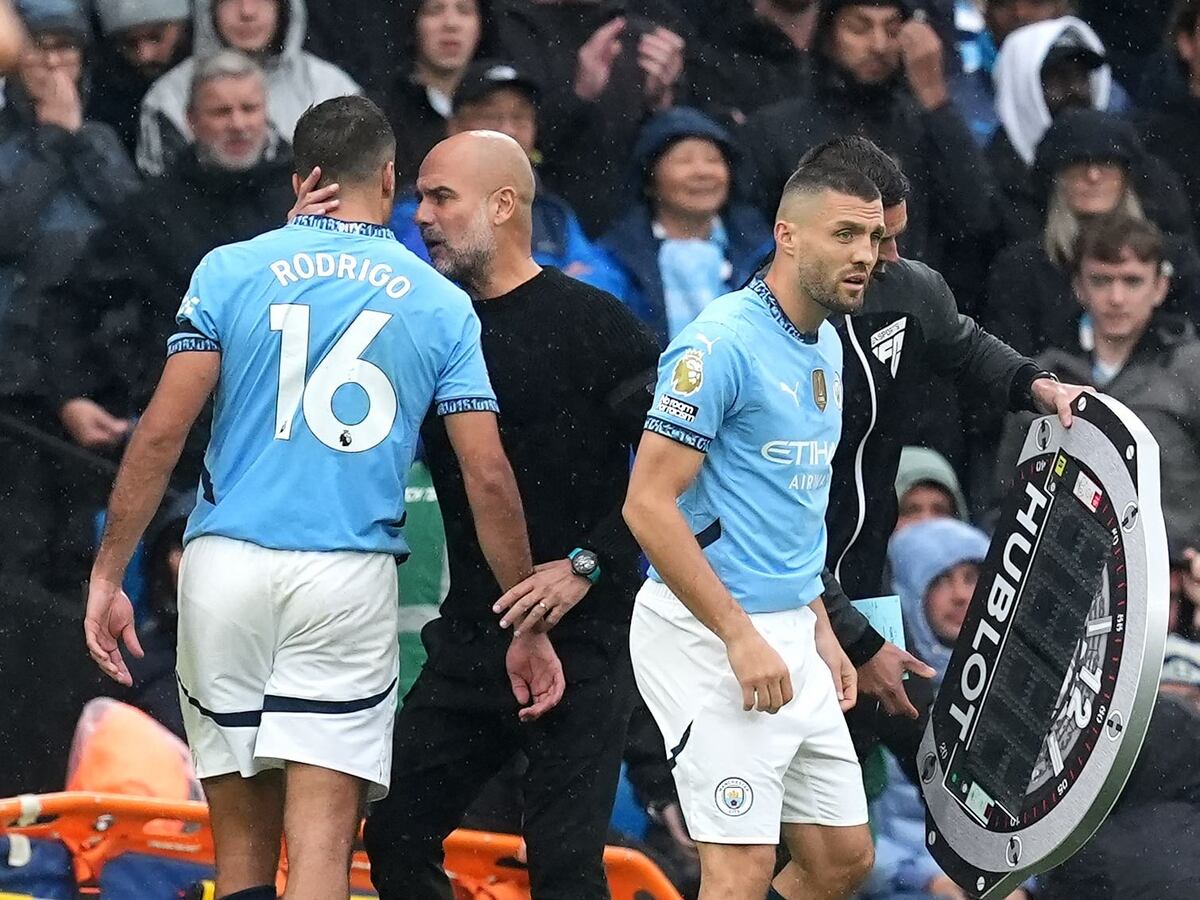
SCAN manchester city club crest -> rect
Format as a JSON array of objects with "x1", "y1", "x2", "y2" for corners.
[
  {"x1": 812, "y1": 368, "x2": 828, "y2": 412},
  {"x1": 672, "y1": 349, "x2": 705, "y2": 396},
  {"x1": 715, "y1": 777, "x2": 753, "y2": 816}
]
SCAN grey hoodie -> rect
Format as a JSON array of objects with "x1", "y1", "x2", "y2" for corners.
[{"x1": 135, "y1": 0, "x2": 360, "y2": 176}]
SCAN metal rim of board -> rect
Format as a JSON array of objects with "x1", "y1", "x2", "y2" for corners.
[{"x1": 918, "y1": 393, "x2": 1169, "y2": 899}]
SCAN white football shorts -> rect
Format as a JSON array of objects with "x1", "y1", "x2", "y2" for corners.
[
  {"x1": 630, "y1": 579, "x2": 867, "y2": 844},
  {"x1": 176, "y1": 534, "x2": 399, "y2": 801}
]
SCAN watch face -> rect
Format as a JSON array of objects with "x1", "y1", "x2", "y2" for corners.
[{"x1": 573, "y1": 552, "x2": 597, "y2": 575}]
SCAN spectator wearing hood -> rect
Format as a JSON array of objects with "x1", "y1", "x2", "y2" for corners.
[
  {"x1": 1141, "y1": 0, "x2": 1200, "y2": 236},
  {"x1": 379, "y1": 0, "x2": 494, "y2": 182},
  {"x1": 861, "y1": 519, "x2": 1010, "y2": 900},
  {"x1": 493, "y1": 0, "x2": 691, "y2": 234},
  {"x1": 39, "y1": 51, "x2": 294, "y2": 492},
  {"x1": 597, "y1": 106, "x2": 771, "y2": 344},
  {"x1": 894, "y1": 445, "x2": 968, "y2": 532},
  {"x1": 88, "y1": 0, "x2": 192, "y2": 155},
  {"x1": 135, "y1": 0, "x2": 359, "y2": 176},
  {"x1": 995, "y1": 214, "x2": 1200, "y2": 551},
  {"x1": 983, "y1": 108, "x2": 1200, "y2": 357},
  {"x1": 740, "y1": 0, "x2": 996, "y2": 277},
  {"x1": 0, "y1": 0, "x2": 141, "y2": 593},
  {"x1": 951, "y1": 1, "x2": 1082, "y2": 145},
  {"x1": 986, "y1": 16, "x2": 1139, "y2": 241}
]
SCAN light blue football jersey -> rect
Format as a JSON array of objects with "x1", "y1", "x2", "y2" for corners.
[
  {"x1": 644, "y1": 278, "x2": 843, "y2": 614},
  {"x1": 168, "y1": 214, "x2": 497, "y2": 557}
]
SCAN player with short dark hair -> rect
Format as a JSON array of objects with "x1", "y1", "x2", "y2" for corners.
[
  {"x1": 83, "y1": 96, "x2": 562, "y2": 900},
  {"x1": 623, "y1": 156, "x2": 884, "y2": 899}
]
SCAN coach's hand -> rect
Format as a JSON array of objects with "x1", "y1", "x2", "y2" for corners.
[
  {"x1": 494, "y1": 560, "x2": 590, "y2": 634},
  {"x1": 725, "y1": 627, "x2": 793, "y2": 714},
  {"x1": 1031, "y1": 378, "x2": 1092, "y2": 428},
  {"x1": 287, "y1": 166, "x2": 340, "y2": 221},
  {"x1": 84, "y1": 576, "x2": 144, "y2": 687},
  {"x1": 816, "y1": 625, "x2": 857, "y2": 712},
  {"x1": 506, "y1": 631, "x2": 566, "y2": 722},
  {"x1": 858, "y1": 641, "x2": 936, "y2": 719}
]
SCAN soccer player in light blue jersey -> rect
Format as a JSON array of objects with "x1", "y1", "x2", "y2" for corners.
[
  {"x1": 83, "y1": 97, "x2": 563, "y2": 900},
  {"x1": 624, "y1": 159, "x2": 886, "y2": 900}
]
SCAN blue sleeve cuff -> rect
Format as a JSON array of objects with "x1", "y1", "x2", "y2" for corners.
[
  {"x1": 436, "y1": 397, "x2": 500, "y2": 416},
  {"x1": 644, "y1": 416, "x2": 711, "y2": 452}
]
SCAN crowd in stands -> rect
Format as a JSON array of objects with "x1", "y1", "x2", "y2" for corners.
[{"x1": 2, "y1": 0, "x2": 1200, "y2": 897}]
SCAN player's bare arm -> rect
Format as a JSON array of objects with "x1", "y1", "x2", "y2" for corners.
[
  {"x1": 810, "y1": 597, "x2": 858, "y2": 713},
  {"x1": 624, "y1": 430, "x2": 794, "y2": 715},
  {"x1": 85, "y1": 351, "x2": 220, "y2": 685},
  {"x1": 445, "y1": 409, "x2": 564, "y2": 719}
]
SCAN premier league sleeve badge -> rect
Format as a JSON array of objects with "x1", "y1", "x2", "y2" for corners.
[{"x1": 918, "y1": 393, "x2": 1170, "y2": 898}]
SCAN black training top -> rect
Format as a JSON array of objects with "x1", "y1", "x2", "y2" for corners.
[{"x1": 420, "y1": 267, "x2": 659, "y2": 642}]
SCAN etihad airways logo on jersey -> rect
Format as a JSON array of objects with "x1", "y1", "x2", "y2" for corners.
[
  {"x1": 761, "y1": 440, "x2": 836, "y2": 466},
  {"x1": 870, "y1": 318, "x2": 906, "y2": 377}
]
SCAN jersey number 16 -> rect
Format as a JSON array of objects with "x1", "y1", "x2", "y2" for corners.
[{"x1": 270, "y1": 304, "x2": 398, "y2": 453}]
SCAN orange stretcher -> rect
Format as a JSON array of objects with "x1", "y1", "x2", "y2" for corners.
[{"x1": 0, "y1": 792, "x2": 682, "y2": 899}]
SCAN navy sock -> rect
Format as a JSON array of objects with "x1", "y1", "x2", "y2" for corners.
[{"x1": 218, "y1": 887, "x2": 276, "y2": 900}]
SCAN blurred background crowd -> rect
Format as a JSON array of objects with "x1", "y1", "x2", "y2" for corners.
[{"x1": 1, "y1": 0, "x2": 1200, "y2": 897}]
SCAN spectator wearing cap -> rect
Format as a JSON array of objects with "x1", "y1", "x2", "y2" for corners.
[
  {"x1": 986, "y1": 16, "x2": 1138, "y2": 242},
  {"x1": 951, "y1": 0, "x2": 1074, "y2": 145},
  {"x1": 448, "y1": 60, "x2": 624, "y2": 295},
  {"x1": 994, "y1": 214, "x2": 1200, "y2": 551},
  {"x1": 1141, "y1": 0, "x2": 1200, "y2": 236},
  {"x1": 0, "y1": 0, "x2": 140, "y2": 591},
  {"x1": 740, "y1": 0, "x2": 996, "y2": 278},
  {"x1": 39, "y1": 50, "x2": 293, "y2": 493},
  {"x1": 387, "y1": 60, "x2": 624, "y2": 296},
  {"x1": 983, "y1": 108, "x2": 1200, "y2": 357},
  {"x1": 379, "y1": 0, "x2": 493, "y2": 182},
  {"x1": 1038, "y1": 632, "x2": 1200, "y2": 897},
  {"x1": 597, "y1": 106, "x2": 771, "y2": 345},
  {"x1": 494, "y1": 1, "x2": 690, "y2": 235},
  {"x1": 88, "y1": 0, "x2": 192, "y2": 155},
  {"x1": 136, "y1": 0, "x2": 360, "y2": 176},
  {"x1": 893, "y1": 445, "x2": 968, "y2": 533}
]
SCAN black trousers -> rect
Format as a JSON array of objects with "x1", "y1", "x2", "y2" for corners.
[{"x1": 364, "y1": 618, "x2": 635, "y2": 900}]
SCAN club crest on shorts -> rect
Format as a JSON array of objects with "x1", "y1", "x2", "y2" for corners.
[
  {"x1": 812, "y1": 368, "x2": 828, "y2": 412},
  {"x1": 715, "y1": 777, "x2": 753, "y2": 816},
  {"x1": 672, "y1": 349, "x2": 705, "y2": 396}
]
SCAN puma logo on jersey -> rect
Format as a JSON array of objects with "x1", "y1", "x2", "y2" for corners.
[
  {"x1": 779, "y1": 381, "x2": 801, "y2": 406},
  {"x1": 695, "y1": 332, "x2": 721, "y2": 355},
  {"x1": 870, "y1": 318, "x2": 906, "y2": 377}
]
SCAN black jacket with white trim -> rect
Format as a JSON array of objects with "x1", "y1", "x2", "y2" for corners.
[{"x1": 823, "y1": 257, "x2": 1041, "y2": 665}]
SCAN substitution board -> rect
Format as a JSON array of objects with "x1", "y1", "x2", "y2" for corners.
[{"x1": 919, "y1": 393, "x2": 1169, "y2": 898}]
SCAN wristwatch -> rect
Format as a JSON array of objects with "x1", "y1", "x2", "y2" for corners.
[{"x1": 568, "y1": 548, "x2": 601, "y2": 585}]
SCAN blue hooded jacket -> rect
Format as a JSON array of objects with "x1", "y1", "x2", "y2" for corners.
[
  {"x1": 888, "y1": 517, "x2": 991, "y2": 685},
  {"x1": 598, "y1": 107, "x2": 772, "y2": 346},
  {"x1": 865, "y1": 516, "x2": 994, "y2": 900}
]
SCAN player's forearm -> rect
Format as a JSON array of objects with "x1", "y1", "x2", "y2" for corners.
[
  {"x1": 623, "y1": 491, "x2": 752, "y2": 643},
  {"x1": 462, "y1": 463, "x2": 534, "y2": 591},
  {"x1": 92, "y1": 422, "x2": 186, "y2": 581}
]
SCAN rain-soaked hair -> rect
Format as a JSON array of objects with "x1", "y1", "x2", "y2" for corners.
[
  {"x1": 292, "y1": 95, "x2": 396, "y2": 188},
  {"x1": 798, "y1": 135, "x2": 911, "y2": 207}
]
